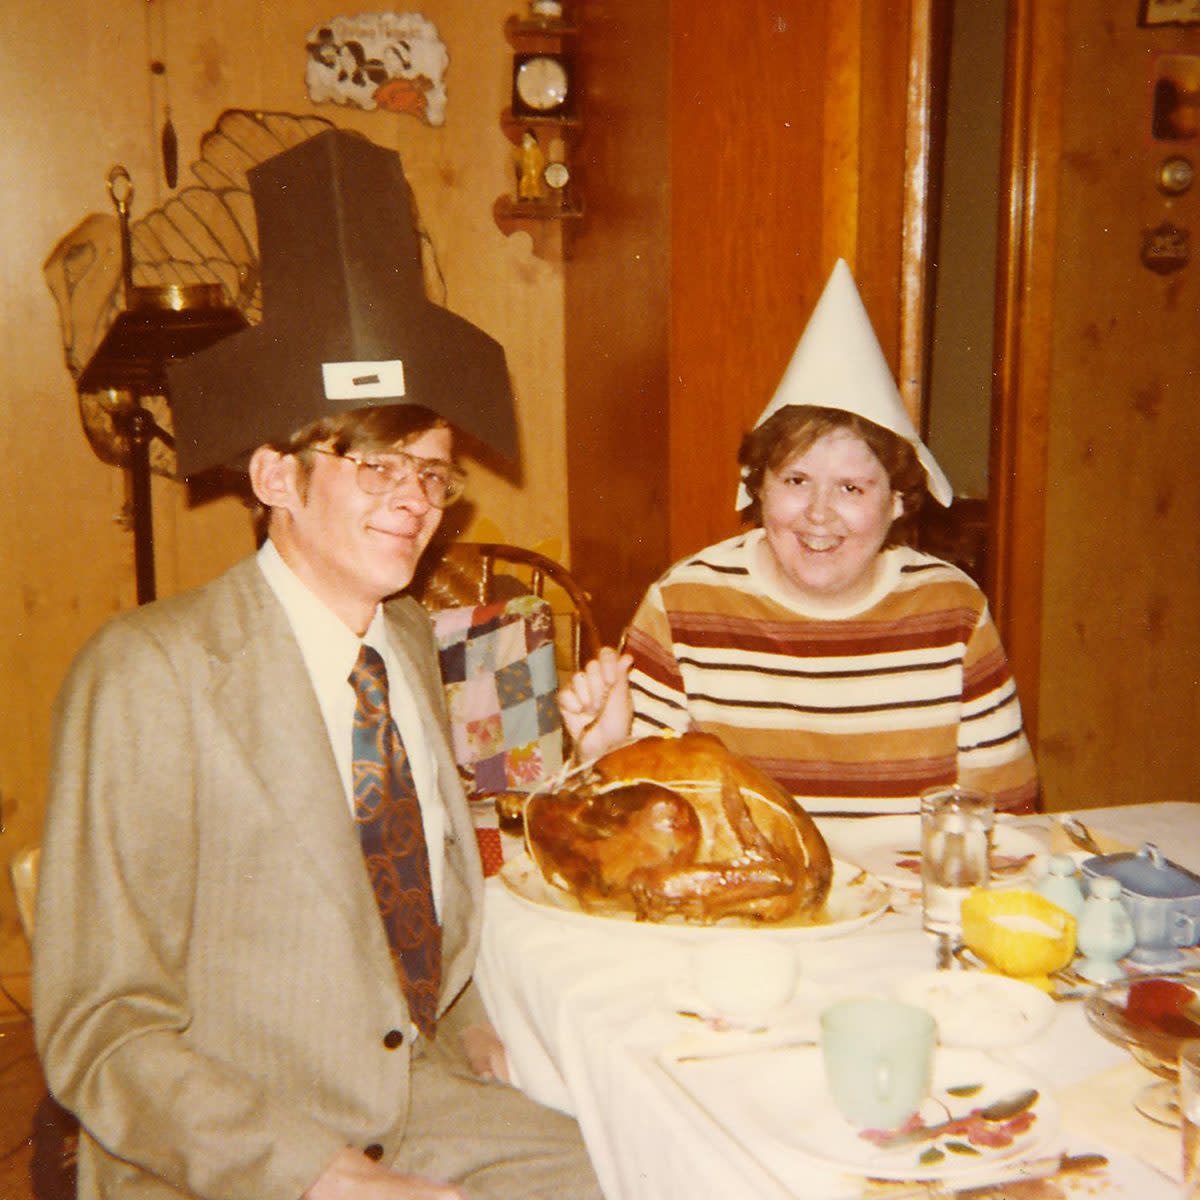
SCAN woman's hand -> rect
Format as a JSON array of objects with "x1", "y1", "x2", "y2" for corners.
[
  {"x1": 558, "y1": 647, "x2": 633, "y2": 762},
  {"x1": 460, "y1": 1022, "x2": 510, "y2": 1084}
]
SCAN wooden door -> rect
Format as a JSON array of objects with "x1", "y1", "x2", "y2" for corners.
[{"x1": 991, "y1": 0, "x2": 1200, "y2": 808}]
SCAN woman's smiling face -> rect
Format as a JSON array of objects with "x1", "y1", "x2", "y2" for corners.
[{"x1": 759, "y1": 427, "x2": 903, "y2": 607}]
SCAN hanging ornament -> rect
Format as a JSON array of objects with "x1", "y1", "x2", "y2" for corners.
[
  {"x1": 161, "y1": 101, "x2": 178, "y2": 188},
  {"x1": 146, "y1": 1, "x2": 178, "y2": 188}
]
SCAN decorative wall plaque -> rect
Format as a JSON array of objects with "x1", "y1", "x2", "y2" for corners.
[
  {"x1": 1141, "y1": 221, "x2": 1190, "y2": 274},
  {"x1": 1140, "y1": 0, "x2": 1200, "y2": 27},
  {"x1": 305, "y1": 12, "x2": 449, "y2": 125},
  {"x1": 1151, "y1": 54, "x2": 1200, "y2": 142}
]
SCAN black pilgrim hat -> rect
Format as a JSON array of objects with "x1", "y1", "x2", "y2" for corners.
[{"x1": 167, "y1": 128, "x2": 517, "y2": 476}]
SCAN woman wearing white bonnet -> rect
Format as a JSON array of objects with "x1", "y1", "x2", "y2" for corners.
[{"x1": 561, "y1": 260, "x2": 1038, "y2": 815}]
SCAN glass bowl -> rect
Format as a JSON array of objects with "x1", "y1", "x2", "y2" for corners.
[{"x1": 1083, "y1": 972, "x2": 1200, "y2": 1126}]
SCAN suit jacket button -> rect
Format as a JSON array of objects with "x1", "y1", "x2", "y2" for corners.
[
  {"x1": 383, "y1": 1029, "x2": 404, "y2": 1049},
  {"x1": 364, "y1": 1144, "x2": 384, "y2": 1162}
]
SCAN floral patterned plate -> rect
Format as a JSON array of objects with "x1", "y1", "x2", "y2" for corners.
[{"x1": 744, "y1": 1046, "x2": 1057, "y2": 1181}]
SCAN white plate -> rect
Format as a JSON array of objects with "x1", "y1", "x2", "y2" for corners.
[
  {"x1": 818, "y1": 816, "x2": 1046, "y2": 891},
  {"x1": 894, "y1": 970, "x2": 1056, "y2": 1049},
  {"x1": 744, "y1": 1046, "x2": 1057, "y2": 1181},
  {"x1": 498, "y1": 854, "x2": 889, "y2": 941}
]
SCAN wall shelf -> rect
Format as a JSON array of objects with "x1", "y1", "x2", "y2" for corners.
[
  {"x1": 495, "y1": 4, "x2": 582, "y2": 259},
  {"x1": 499, "y1": 109, "x2": 582, "y2": 142},
  {"x1": 504, "y1": 15, "x2": 578, "y2": 42},
  {"x1": 494, "y1": 197, "x2": 584, "y2": 222}
]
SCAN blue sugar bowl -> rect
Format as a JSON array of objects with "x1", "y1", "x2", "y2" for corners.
[{"x1": 1080, "y1": 843, "x2": 1200, "y2": 966}]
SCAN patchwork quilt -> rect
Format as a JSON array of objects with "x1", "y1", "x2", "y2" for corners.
[{"x1": 431, "y1": 593, "x2": 564, "y2": 797}]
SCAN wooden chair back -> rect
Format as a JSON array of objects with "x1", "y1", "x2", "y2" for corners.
[{"x1": 10, "y1": 846, "x2": 39, "y2": 945}]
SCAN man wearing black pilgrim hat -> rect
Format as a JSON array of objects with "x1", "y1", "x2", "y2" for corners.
[{"x1": 34, "y1": 130, "x2": 602, "y2": 1200}]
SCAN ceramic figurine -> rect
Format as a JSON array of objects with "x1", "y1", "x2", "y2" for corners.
[
  {"x1": 1076, "y1": 875, "x2": 1136, "y2": 982},
  {"x1": 516, "y1": 130, "x2": 547, "y2": 201},
  {"x1": 1036, "y1": 854, "x2": 1085, "y2": 919}
]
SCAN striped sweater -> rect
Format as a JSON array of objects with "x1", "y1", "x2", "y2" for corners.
[{"x1": 622, "y1": 532, "x2": 1038, "y2": 814}]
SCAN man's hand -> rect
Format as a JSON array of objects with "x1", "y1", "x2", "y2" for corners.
[
  {"x1": 305, "y1": 1147, "x2": 467, "y2": 1200},
  {"x1": 557, "y1": 647, "x2": 633, "y2": 762},
  {"x1": 460, "y1": 1022, "x2": 510, "y2": 1084}
]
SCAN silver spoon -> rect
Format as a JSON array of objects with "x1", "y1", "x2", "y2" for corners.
[{"x1": 1060, "y1": 815, "x2": 1105, "y2": 856}]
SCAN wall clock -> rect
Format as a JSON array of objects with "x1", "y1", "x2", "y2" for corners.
[
  {"x1": 512, "y1": 52, "x2": 572, "y2": 117},
  {"x1": 543, "y1": 159, "x2": 570, "y2": 191}
]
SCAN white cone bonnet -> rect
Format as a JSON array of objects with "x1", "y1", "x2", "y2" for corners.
[{"x1": 735, "y1": 259, "x2": 952, "y2": 509}]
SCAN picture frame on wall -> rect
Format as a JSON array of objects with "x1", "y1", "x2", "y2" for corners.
[
  {"x1": 1140, "y1": 0, "x2": 1200, "y2": 27},
  {"x1": 1150, "y1": 54, "x2": 1200, "y2": 140}
]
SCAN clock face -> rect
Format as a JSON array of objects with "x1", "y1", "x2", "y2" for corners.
[
  {"x1": 513, "y1": 54, "x2": 571, "y2": 116},
  {"x1": 543, "y1": 160, "x2": 570, "y2": 189}
]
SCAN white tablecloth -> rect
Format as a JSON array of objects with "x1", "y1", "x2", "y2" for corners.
[{"x1": 477, "y1": 804, "x2": 1195, "y2": 1200}]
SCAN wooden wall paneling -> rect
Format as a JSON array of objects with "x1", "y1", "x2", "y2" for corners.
[
  {"x1": 667, "y1": 0, "x2": 829, "y2": 563},
  {"x1": 988, "y1": 0, "x2": 1068, "y2": 744},
  {"x1": 0, "y1": 0, "x2": 164, "y2": 970},
  {"x1": 564, "y1": 0, "x2": 671, "y2": 643},
  {"x1": 853, "y1": 0, "x2": 915, "y2": 377},
  {"x1": 821, "y1": 0, "x2": 864, "y2": 268}
]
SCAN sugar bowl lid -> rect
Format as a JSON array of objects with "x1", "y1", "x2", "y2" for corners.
[{"x1": 1083, "y1": 843, "x2": 1200, "y2": 900}]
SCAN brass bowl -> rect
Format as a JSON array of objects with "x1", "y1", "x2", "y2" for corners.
[{"x1": 127, "y1": 282, "x2": 230, "y2": 313}]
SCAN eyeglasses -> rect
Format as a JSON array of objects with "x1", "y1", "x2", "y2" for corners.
[{"x1": 310, "y1": 447, "x2": 467, "y2": 509}]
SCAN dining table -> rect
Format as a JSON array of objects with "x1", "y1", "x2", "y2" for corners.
[{"x1": 476, "y1": 802, "x2": 1196, "y2": 1200}]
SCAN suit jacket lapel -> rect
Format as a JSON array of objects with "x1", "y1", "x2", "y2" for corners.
[{"x1": 205, "y1": 562, "x2": 397, "y2": 980}]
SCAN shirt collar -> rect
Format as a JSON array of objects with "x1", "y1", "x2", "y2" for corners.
[{"x1": 257, "y1": 538, "x2": 381, "y2": 682}]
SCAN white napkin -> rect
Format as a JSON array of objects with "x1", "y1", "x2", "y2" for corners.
[{"x1": 1059, "y1": 1060, "x2": 1183, "y2": 1184}]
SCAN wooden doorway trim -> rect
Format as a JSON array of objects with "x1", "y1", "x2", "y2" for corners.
[
  {"x1": 898, "y1": 0, "x2": 939, "y2": 425},
  {"x1": 987, "y1": 0, "x2": 1068, "y2": 740}
]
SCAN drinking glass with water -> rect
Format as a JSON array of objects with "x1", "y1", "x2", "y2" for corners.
[{"x1": 920, "y1": 785, "x2": 995, "y2": 952}]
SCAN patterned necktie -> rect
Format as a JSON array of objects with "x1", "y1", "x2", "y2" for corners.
[{"x1": 349, "y1": 645, "x2": 442, "y2": 1038}]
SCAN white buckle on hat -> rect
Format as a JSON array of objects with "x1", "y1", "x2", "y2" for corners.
[{"x1": 322, "y1": 360, "x2": 407, "y2": 400}]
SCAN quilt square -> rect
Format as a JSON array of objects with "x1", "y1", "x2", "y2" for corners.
[
  {"x1": 472, "y1": 752, "x2": 510, "y2": 794},
  {"x1": 437, "y1": 640, "x2": 467, "y2": 685},
  {"x1": 456, "y1": 675, "x2": 502, "y2": 724},
  {"x1": 504, "y1": 742, "x2": 547, "y2": 788},
  {"x1": 534, "y1": 690, "x2": 560, "y2": 737},
  {"x1": 500, "y1": 696, "x2": 539, "y2": 748},
  {"x1": 462, "y1": 712, "x2": 504, "y2": 760},
  {"x1": 495, "y1": 659, "x2": 534, "y2": 709}
]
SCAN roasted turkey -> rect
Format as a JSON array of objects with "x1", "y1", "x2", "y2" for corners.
[{"x1": 523, "y1": 732, "x2": 833, "y2": 924}]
